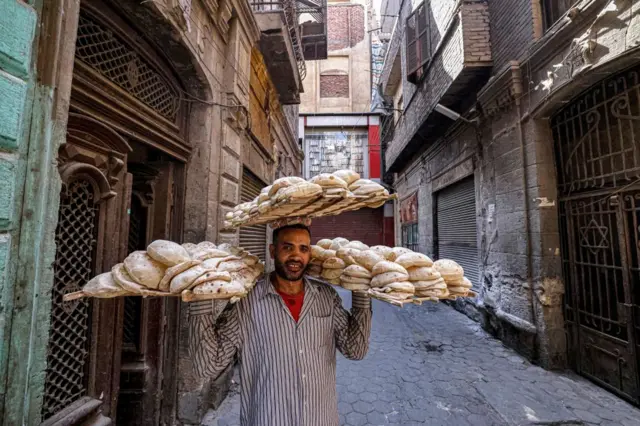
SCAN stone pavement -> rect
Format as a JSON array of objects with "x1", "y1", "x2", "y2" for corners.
[{"x1": 202, "y1": 288, "x2": 640, "y2": 425}]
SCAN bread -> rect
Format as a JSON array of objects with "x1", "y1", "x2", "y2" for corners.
[
  {"x1": 111, "y1": 263, "x2": 146, "y2": 294},
  {"x1": 218, "y1": 259, "x2": 249, "y2": 273},
  {"x1": 321, "y1": 268, "x2": 343, "y2": 280},
  {"x1": 309, "y1": 173, "x2": 348, "y2": 189},
  {"x1": 348, "y1": 179, "x2": 373, "y2": 191},
  {"x1": 381, "y1": 281, "x2": 415, "y2": 294},
  {"x1": 147, "y1": 240, "x2": 191, "y2": 266},
  {"x1": 323, "y1": 257, "x2": 346, "y2": 269},
  {"x1": 388, "y1": 247, "x2": 413, "y2": 262},
  {"x1": 333, "y1": 169, "x2": 361, "y2": 185},
  {"x1": 311, "y1": 245, "x2": 325, "y2": 260},
  {"x1": 158, "y1": 260, "x2": 202, "y2": 292},
  {"x1": 369, "y1": 288, "x2": 413, "y2": 301},
  {"x1": 170, "y1": 264, "x2": 211, "y2": 294},
  {"x1": 407, "y1": 266, "x2": 441, "y2": 282},
  {"x1": 274, "y1": 182, "x2": 323, "y2": 202},
  {"x1": 124, "y1": 251, "x2": 167, "y2": 289},
  {"x1": 317, "y1": 239, "x2": 333, "y2": 249},
  {"x1": 353, "y1": 183, "x2": 386, "y2": 196},
  {"x1": 353, "y1": 250, "x2": 385, "y2": 271},
  {"x1": 310, "y1": 258, "x2": 324, "y2": 267},
  {"x1": 341, "y1": 282, "x2": 370, "y2": 291},
  {"x1": 336, "y1": 247, "x2": 360, "y2": 265},
  {"x1": 370, "y1": 245, "x2": 394, "y2": 260},
  {"x1": 371, "y1": 271, "x2": 409, "y2": 288},
  {"x1": 191, "y1": 279, "x2": 246, "y2": 298},
  {"x1": 371, "y1": 261, "x2": 408, "y2": 276},
  {"x1": 268, "y1": 176, "x2": 306, "y2": 197},
  {"x1": 343, "y1": 264, "x2": 372, "y2": 279},
  {"x1": 412, "y1": 277, "x2": 447, "y2": 290},
  {"x1": 395, "y1": 252, "x2": 433, "y2": 269},
  {"x1": 192, "y1": 248, "x2": 232, "y2": 261},
  {"x1": 182, "y1": 243, "x2": 198, "y2": 257},
  {"x1": 191, "y1": 270, "x2": 233, "y2": 287},
  {"x1": 241, "y1": 254, "x2": 260, "y2": 267},
  {"x1": 344, "y1": 241, "x2": 369, "y2": 251},
  {"x1": 433, "y1": 259, "x2": 464, "y2": 280},
  {"x1": 81, "y1": 272, "x2": 131, "y2": 298},
  {"x1": 340, "y1": 274, "x2": 370, "y2": 285}
]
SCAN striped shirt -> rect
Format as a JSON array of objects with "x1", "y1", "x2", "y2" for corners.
[{"x1": 189, "y1": 275, "x2": 372, "y2": 426}]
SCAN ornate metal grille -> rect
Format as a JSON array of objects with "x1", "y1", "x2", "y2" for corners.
[
  {"x1": 552, "y1": 68, "x2": 640, "y2": 197},
  {"x1": 75, "y1": 12, "x2": 180, "y2": 121},
  {"x1": 42, "y1": 179, "x2": 99, "y2": 420},
  {"x1": 554, "y1": 64, "x2": 640, "y2": 405}
]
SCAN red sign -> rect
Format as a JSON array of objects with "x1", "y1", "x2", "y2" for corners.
[{"x1": 400, "y1": 192, "x2": 418, "y2": 224}]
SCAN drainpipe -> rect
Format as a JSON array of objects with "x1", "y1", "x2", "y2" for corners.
[{"x1": 511, "y1": 60, "x2": 540, "y2": 346}]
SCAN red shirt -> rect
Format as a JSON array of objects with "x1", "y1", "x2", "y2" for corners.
[{"x1": 277, "y1": 289, "x2": 305, "y2": 322}]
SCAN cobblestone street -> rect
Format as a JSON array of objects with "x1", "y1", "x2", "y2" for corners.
[{"x1": 202, "y1": 288, "x2": 640, "y2": 425}]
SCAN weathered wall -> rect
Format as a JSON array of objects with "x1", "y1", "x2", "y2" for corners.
[
  {"x1": 300, "y1": 0, "x2": 372, "y2": 113},
  {"x1": 383, "y1": 0, "x2": 640, "y2": 369}
]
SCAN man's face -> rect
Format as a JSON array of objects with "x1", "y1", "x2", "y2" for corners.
[{"x1": 270, "y1": 228, "x2": 311, "y2": 281}]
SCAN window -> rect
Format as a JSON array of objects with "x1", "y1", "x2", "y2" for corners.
[
  {"x1": 405, "y1": 1, "x2": 431, "y2": 83},
  {"x1": 402, "y1": 223, "x2": 419, "y2": 251},
  {"x1": 542, "y1": 0, "x2": 579, "y2": 30}
]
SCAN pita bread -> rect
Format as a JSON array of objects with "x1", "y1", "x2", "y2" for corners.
[
  {"x1": 191, "y1": 279, "x2": 247, "y2": 298},
  {"x1": 82, "y1": 272, "x2": 131, "y2": 298},
  {"x1": 218, "y1": 260, "x2": 249, "y2": 273},
  {"x1": 268, "y1": 176, "x2": 306, "y2": 197},
  {"x1": 325, "y1": 187, "x2": 347, "y2": 197},
  {"x1": 323, "y1": 257, "x2": 346, "y2": 269},
  {"x1": 158, "y1": 260, "x2": 202, "y2": 292},
  {"x1": 258, "y1": 200, "x2": 271, "y2": 214},
  {"x1": 336, "y1": 247, "x2": 360, "y2": 266},
  {"x1": 412, "y1": 277, "x2": 447, "y2": 290},
  {"x1": 124, "y1": 251, "x2": 167, "y2": 289},
  {"x1": 369, "y1": 288, "x2": 413, "y2": 301},
  {"x1": 395, "y1": 252, "x2": 433, "y2": 269},
  {"x1": 343, "y1": 264, "x2": 371, "y2": 279},
  {"x1": 344, "y1": 241, "x2": 369, "y2": 251},
  {"x1": 353, "y1": 250, "x2": 384, "y2": 271},
  {"x1": 310, "y1": 173, "x2": 348, "y2": 188},
  {"x1": 388, "y1": 247, "x2": 413, "y2": 262},
  {"x1": 433, "y1": 259, "x2": 464, "y2": 279},
  {"x1": 182, "y1": 243, "x2": 198, "y2": 257},
  {"x1": 111, "y1": 264, "x2": 150, "y2": 295},
  {"x1": 317, "y1": 239, "x2": 333, "y2": 249},
  {"x1": 348, "y1": 179, "x2": 374, "y2": 191},
  {"x1": 333, "y1": 169, "x2": 360, "y2": 185},
  {"x1": 353, "y1": 183, "x2": 386, "y2": 196},
  {"x1": 147, "y1": 240, "x2": 191, "y2": 266},
  {"x1": 448, "y1": 286, "x2": 471, "y2": 295},
  {"x1": 191, "y1": 270, "x2": 232, "y2": 287},
  {"x1": 407, "y1": 266, "x2": 441, "y2": 282},
  {"x1": 321, "y1": 268, "x2": 343, "y2": 280},
  {"x1": 310, "y1": 258, "x2": 324, "y2": 267},
  {"x1": 240, "y1": 254, "x2": 260, "y2": 267},
  {"x1": 341, "y1": 282, "x2": 370, "y2": 291},
  {"x1": 170, "y1": 264, "x2": 210, "y2": 294},
  {"x1": 382, "y1": 281, "x2": 415, "y2": 294},
  {"x1": 340, "y1": 275, "x2": 370, "y2": 285},
  {"x1": 371, "y1": 271, "x2": 409, "y2": 288},
  {"x1": 372, "y1": 261, "x2": 408, "y2": 276},
  {"x1": 311, "y1": 245, "x2": 325, "y2": 259},
  {"x1": 192, "y1": 248, "x2": 231, "y2": 261},
  {"x1": 231, "y1": 268, "x2": 261, "y2": 289},
  {"x1": 258, "y1": 187, "x2": 272, "y2": 204},
  {"x1": 370, "y1": 245, "x2": 394, "y2": 260}
]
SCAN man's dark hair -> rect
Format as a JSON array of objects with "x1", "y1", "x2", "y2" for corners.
[{"x1": 272, "y1": 224, "x2": 311, "y2": 245}]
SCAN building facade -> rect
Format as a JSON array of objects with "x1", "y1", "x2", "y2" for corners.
[
  {"x1": 0, "y1": 0, "x2": 309, "y2": 424},
  {"x1": 379, "y1": 0, "x2": 640, "y2": 406}
]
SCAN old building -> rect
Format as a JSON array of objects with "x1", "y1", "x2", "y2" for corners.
[
  {"x1": 0, "y1": 0, "x2": 311, "y2": 423},
  {"x1": 379, "y1": 0, "x2": 640, "y2": 406}
]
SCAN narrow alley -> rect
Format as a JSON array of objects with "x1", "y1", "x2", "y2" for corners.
[{"x1": 204, "y1": 289, "x2": 640, "y2": 426}]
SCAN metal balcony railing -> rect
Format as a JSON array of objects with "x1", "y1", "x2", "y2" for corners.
[{"x1": 250, "y1": 0, "x2": 307, "y2": 80}]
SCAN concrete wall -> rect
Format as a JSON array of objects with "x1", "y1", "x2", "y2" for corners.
[
  {"x1": 380, "y1": 0, "x2": 640, "y2": 369},
  {"x1": 300, "y1": 0, "x2": 372, "y2": 113}
]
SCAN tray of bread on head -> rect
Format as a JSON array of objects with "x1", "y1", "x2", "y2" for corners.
[
  {"x1": 63, "y1": 240, "x2": 265, "y2": 303},
  {"x1": 224, "y1": 170, "x2": 397, "y2": 229},
  {"x1": 307, "y1": 237, "x2": 477, "y2": 307}
]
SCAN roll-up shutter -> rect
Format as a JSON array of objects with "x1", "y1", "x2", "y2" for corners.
[
  {"x1": 240, "y1": 168, "x2": 267, "y2": 262},
  {"x1": 436, "y1": 177, "x2": 479, "y2": 288}
]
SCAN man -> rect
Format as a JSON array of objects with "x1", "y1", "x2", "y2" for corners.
[{"x1": 189, "y1": 219, "x2": 372, "y2": 426}]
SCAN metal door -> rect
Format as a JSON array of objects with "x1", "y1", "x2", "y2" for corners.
[
  {"x1": 553, "y1": 64, "x2": 640, "y2": 404},
  {"x1": 240, "y1": 168, "x2": 268, "y2": 261}
]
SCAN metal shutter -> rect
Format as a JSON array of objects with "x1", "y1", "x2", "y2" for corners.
[
  {"x1": 240, "y1": 168, "x2": 267, "y2": 262},
  {"x1": 436, "y1": 177, "x2": 480, "y2": 288}
]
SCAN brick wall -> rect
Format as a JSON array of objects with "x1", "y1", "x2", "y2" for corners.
[
  {"x1": 310, "y1": 208, "x2": 384, "y2": 247},
  {"x1": 461, "y1": 2, "x2": 491, "y2": 63},
  {"x1": 328, "y1": 4, "x2": 365, "y2": 51},
  {"x1": 488, "y1": 0, "x2": 533, "y2": 72},
  {"x1": 320, "y1": 74, "x2": 350, "y2": 98}
]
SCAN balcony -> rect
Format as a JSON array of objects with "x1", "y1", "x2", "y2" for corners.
[{"x1": 297, "y1": 0, "x2": 328, "y2": 60}]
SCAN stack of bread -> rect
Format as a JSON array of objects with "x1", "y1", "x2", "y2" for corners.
[
  {"x1": 369, "y1": 260, "x2": 414, "y2": 302},
  {"x1": 393, "y1": 252, "x2": 448, "y2": 299},
  {"x1": 64, "y1": 240, "x2": 265, "y2": 303},
  {"x1": 224, "y1": 170, "x2": 394, "y2": 228},
  {"x1": 434, "y1": 259, "x2": 473, "y2": 297}
]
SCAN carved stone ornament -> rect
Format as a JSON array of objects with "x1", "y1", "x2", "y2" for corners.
[
  {"x1": 223, "y1": 93, "x2": 249, "y2": 132},
  {"x1": 216, "y1": 0, "x2": 233, "y2": 42},
  {"x1": 171, "y1": 0, "x2": 192, "y2": 32}
]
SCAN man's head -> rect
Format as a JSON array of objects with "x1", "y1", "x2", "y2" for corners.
[{"x1": 270, "y1": 224, "x2": 311, "y2": 282}]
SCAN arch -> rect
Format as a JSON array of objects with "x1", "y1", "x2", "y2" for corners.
[
  {"x1": 66, "y1": 113, "x2": 132, "y2": 155},
  {"x1": 59, "y1": 163, "x2": 116, "y2": 201}
]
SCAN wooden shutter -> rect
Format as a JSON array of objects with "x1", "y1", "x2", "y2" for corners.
[
  {"x1": 436, "y1": 177, "x2": 480, "y2": 288},
  {"x1": 406, "y1": 2, "x2": 430, "y2": 83},
  {"x1": 240, "y1": 168, "x2": 267, "y2": 261},
  {"x1": 405, "y1": 9, "x2": 418, "y2": 79}
]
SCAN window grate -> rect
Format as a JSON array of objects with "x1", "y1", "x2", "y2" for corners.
[
  {"x1": 42, "y1": 179, "x2": 98, "y2": 420},
  {"x1": 305, "y1": 132, "x2": 367, "y2": 178},
  {"x1": 75, "y1": 12, "x2": 180, "y2": 121}
]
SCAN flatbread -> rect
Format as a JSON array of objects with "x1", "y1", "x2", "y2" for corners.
[
  {"x1": 321, "y1": 268, "x2": 343, "y2": 280},
  {"x1": 192, "y1": 248, "x2": 232, "y2": 261},
  {"x1": 147, "y1": 240, "x2": 191, "y2": 266},
  {"x1": 309, "y1": 173, "x2": 348, "y2": 189},
  {"x1": 323, "y1": 257, "x2": 346, "y2": 269},
  {"x1": 170, "y1": 262, "x2": 223, "y2": 294},
  {"x1": 158, "y1": 260, "x2": 202, "y2": 292},
  {"x1": 433, "y1": 259, "x2": 464, "y2": 280},
  {"x1": 82, "y1": 272, "x2": 131, "y2": 298},
  {"x1": 388, "y1": 247, "x2": 413, "y2": 262},
  {"x1": 395, "y1": 252, "x2": 433, "y2": 269},
  {"x1": 317, "y1": 239, "x2": 333, "y2": 249},
  {"x1": 412, "y1": 277, "x2": 447, "y2": 290},
  {"x1": 382, "y1": 281, "x2": 415, "y2": 294},
  {"x1": 268, "y1": 176, "x2": 306, "y2": 197},
  {"x1": 336, "y1": 247, "x2": 360, "y2": 266},
  {"x1": 217, "y1": 260, "x2": 249, "y2": 273},
  {"x1": 191, "y1": 279, "x2": 247, "y2": 298},
  {"x1": 341, "y1": 282, "x2": 370, "y2": 291},
  {"x1": 344, "y1": 241, "x2": 369, "y2": 251},
  {"x1": 372, "y1": 261, "x2": 408, "y2": 277},
  {"x1": 340, "y1": 275, "x2": 370, "y2": 285},
  {"x1": 371, "y1": 271, "x2": 409, "y2": 288},
  {"x1": 191, "y1": 270, "x2": 232, "y2": 288},
  {"x1": 124, "y1": 251, "x2": 167, "y2": 290},
  {"x1": 333, "y1": 169, "x2": 360, "y2": 185},
  {"x1": 407, "y1": 266, "x2": 441, "y2": 282},
  {"x1": 181, "y1": 243, "x2": 198, "y2": 257},
  {"x1": 343, "y1": 264, "x2": 372, "y2": 279},
  {"x1": 353, "y1": 250, "x2": 384, "y2": 271},
  {"x1": 370, "y1": 245, "x2": 394, "y2": 260}
]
